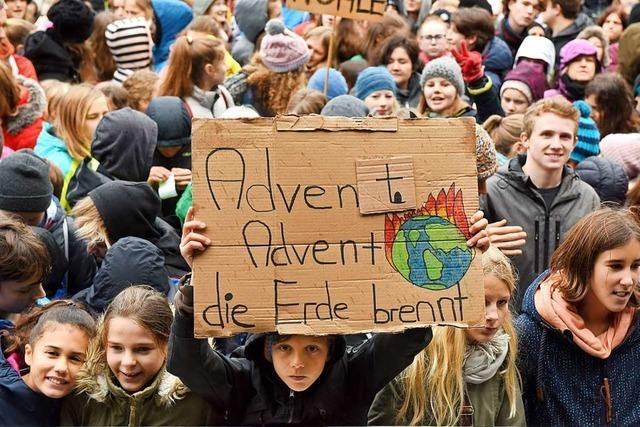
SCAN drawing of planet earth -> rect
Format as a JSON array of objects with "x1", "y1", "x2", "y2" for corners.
[{"x1": 390, "y1": 215, "x2": 473, "y2": 290}]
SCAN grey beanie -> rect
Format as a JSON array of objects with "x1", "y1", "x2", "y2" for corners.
[
  {"x1": 320, "y1": 95, "x2": 369, "y2": 117},
  {"x1": 0, "y1": 150, "x2": 53, "y2": 213},
  {"x1": 235, "y1": 0, "x2": 268, "y2": 43},
  {"x1": 420, "y1": 56, "x2": 466, "y2": 96}
]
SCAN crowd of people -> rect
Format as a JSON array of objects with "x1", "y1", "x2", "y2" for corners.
[{"x1": 1, "y1": 0, "x2": 640, "y2": 424}]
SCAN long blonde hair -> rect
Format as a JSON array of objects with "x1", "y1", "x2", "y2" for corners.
[
  {"x1": 53, "y1": 84, "x2": 106, "y2": 161},
  {"x1": 396, "y1": 246, "x2": 520, "y2": 426}
]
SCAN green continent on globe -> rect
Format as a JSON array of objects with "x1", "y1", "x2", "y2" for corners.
[{"x1": 391, "y1": 215, "x2": 473, "y2": 290}]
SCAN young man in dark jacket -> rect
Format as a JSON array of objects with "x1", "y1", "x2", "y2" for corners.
[
  {"x1": 541, "y1": 0, "x2": 592, "y2": 63},
  {"x1": 481, "y1": 96, "x2": 600, "y2": 311},
  {"x1": 496, "y1": 0, "x2": 541, "y2": 56}
]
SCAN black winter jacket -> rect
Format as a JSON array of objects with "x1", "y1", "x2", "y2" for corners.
[{"x1": 167, "y1": 310, "x2": 432, "y2": 425}]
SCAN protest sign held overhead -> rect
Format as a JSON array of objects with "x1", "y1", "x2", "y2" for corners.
[
  {"x1": 287, "y1": 0, "x2": 386, "y2": 22},
  {"x1": 191, "y1": 116, "x2": 484, "y2": 337}
]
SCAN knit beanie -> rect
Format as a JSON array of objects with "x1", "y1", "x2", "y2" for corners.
[
  {"x1": 146, "y1": 96, "x2": 192, "y2": 147},
  {"x1": 260, "y1": 20, "x2": 309, "y2": 73},
  {"x1": 501, "y1": 61, "x2": 547, "y2": 102},
  {"x1": 354, "y1": 66, "x2": 397, "y2": 100},
  {"x1": 475, "y1": 125, "x2": 497, "y2": 180},
  {"x1": 559, "y1": 39, "x2": 599, "y2": 71},
  {"x1": 235, "y1": 0, "x2": 268, "y2": 44},
  {"x1": 570, "y1": 100, "x2": 601, "y2": 164},
  {"x1": 88, "y1": 181, "x2": 161, "y2": 243},
  {"x1": 514, "y1": 36, "x2": 556, "y2": 78},
  {"x1": 47, "y1": 0, "x2": 94, "y2": 44},
  {"x1": 320, "y1": 95, "x2": 369, "y2": 117},
  {"x1": 308, "y1": 68, "x2": 348, "y2": 101},
  {"x1": 600, "y1": 133, "x2": 640, "y2": 179},
  {"x1": 105, "y1": 18, "x2": 153, "y2": 83},
  {"x1": 420, "y1": 56, "x2": 465, "y2": 97},
  {"x1": 0, "y1": 150, "x2": 53, "y2": 212}
]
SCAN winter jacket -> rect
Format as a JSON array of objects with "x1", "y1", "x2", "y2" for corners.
[
  {"x1": 23, "y1": 30, "x2": 81, "y2": 82},
  {"x1": 515, "y1": 272, "x2": 640, "y2": 425},
  {"x1": 574, "y1": 156, "x2": 628, "y2": 205},
  {"x1": 184, "y1": 85, "x2": 235, "y2": 118},
  {"x1": 40, "y1": 198, "x2": 97, "y2": 298},
  {"x1": 151, "y1": 0, "x2": 193, "y2": 71},
  {"x1": 550, "y1": 13, "x2": 592, "y2": 66},
  {"x1": 61, "y1": 365, "x2": 223, "y2": 426},
  {"x1": 2, "y1": 76, "x2": 46, "y2": 151},
  {"x1": 496, "y1": 17, "x2": 527, "y2": 58},
  {"x1": 0, "y1": 338, "x2": 61, "y2": 426},
  {"x1": 72, "y1": 237, "x2": 170, "y2": 315},
  {"x1": 396, "y1": 72, "x2": 422, "y2": 109},
  {"x1": 480, "y1": 155, "x2": 600, "y2": 310},
  {"x1": 35, "y1": 122, "x2": 73, "y2": 176},
  {"x1": 482, "y1": 37, "x2": 514, "y2": 91},
  {"x1": 7, "y1": 54, "x2": 38, "y2": 80},
  {"x1": 368, "y1": 360, "x2": 526, "y2": 426},
  {"x1": 167, "y1": 309, "x2": 433, "y2": 425}
]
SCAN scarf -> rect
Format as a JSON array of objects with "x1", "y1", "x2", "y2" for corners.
[
  {"x1": 534, "y1": 278, "x2": 635, "y2": 359},
  {"x1": 559, "y1": 74, "x2": 587, "y2": 102},
  {"x1": 463, "y1": 330, "x2": 510, "y2": 384}
]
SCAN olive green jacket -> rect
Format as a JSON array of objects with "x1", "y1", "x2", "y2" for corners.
[
  {"x1": 368, "y1": 370, "x2": 526, "y2": 426},
  {"x1": 60, "y1": 367, "x2": 224, "y2": 426}
]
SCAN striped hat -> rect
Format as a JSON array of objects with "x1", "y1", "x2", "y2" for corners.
[
  {"x1": 570, "y1": 100, "x2": 601, "y2": 164},
  {"x1": 106, "y1": 18, "x2": 153, "y2": 83}
]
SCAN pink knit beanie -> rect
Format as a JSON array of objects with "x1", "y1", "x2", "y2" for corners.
[{"x1": 259, "y1": 20, "x2": 309, "y2": 73}]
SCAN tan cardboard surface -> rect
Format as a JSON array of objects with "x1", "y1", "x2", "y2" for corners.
[
  {"x1": 287, "y1": 0, "x2": 386, "y2": 22},
  {"x1": 191, "y1": 116, "x2": 484, "y2": 337}
]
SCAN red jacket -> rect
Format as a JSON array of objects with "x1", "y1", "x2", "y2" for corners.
[{"x1": 2, "y1": 78, "x2": 46, "y2": 150}]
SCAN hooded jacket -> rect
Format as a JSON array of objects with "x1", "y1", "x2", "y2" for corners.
[
  {"x1": 167, "y1": 309, "x2": 432, "y2": 425},
  {"x1": 35, "y1": 122, "x2": 73, "y2": 176},
  {"x1": 91, "y1": 108, "x2": 158, "y2": 182},
  {"x1": 550, "y1": 13, "x2": 593, "y2": 65},
  {"x1": 480, "y1": 155, "x2": 600, "y2": 310},
  {"x1": 396, "y1": 72, "x2": 422, "y2": 109},
  {"x1": 0, "y1": 338, "x2": 61, "y2": 426},
  {"x1": 23, "y1": 30, "x2": 80, "y2": 82},
  {"x1": 231, "y1": 0, "x2": 269, "y2": 66},
  {"x1": 482, "y1": 37, "x2": 514, "y2": 90},
  {"x1": 73, "y1": 237, "x2": 170, "y2": 315},
  {"x1": 60, "y1": 356, "x2": 223, "y2": 426},
  {"x1": 2, "y1": 76, "x2": 46, "y2": 151},
  {"x1": 150, "y1": 0, "x2": 193, "y2": 71},
  {"x1": 40, "y1": 198, "x2": 97, "y2": 298},
  {"x1": 515, "y1": 272, "x2": 640, "y2": 425}
]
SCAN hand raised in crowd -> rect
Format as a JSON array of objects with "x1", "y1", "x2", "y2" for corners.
[
  {"x1": 451, "y1": 40, "x2": 484, "y2": 84},
  {"x1": 180, "y1": 207, "x2": 211, "y2": 269},
  {"x1": 467, "y1": 210, "x2": 490, "y2": 253},
  {"x1": 486, "y1": 219, "x2": 527, "y2": 256},
  {"x1": 148, "y1": 166, "x2": 172, "y2": 184},
  {"x1": 172, "y1": 167, "x2": 192, "y2": 189}
]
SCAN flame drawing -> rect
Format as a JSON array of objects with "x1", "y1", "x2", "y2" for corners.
[{"x1": 384, "y1": 184, "x2": 473, "y2": 290}]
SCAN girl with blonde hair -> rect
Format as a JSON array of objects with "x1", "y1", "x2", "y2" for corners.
[
  {"x1": 158, "y1": 34, "x2": 233, "y2": 118},
  {"x1": 482, "y1": 114, "x2": 525, "y2": 166},
  {"x1": 35, "y1": 84, "x2": 109, "y2": 176},
  {"x1": 61, "y1": 286, "x2": 223, "y2": 425},
  {"x1": 368, "y1": 246, "x2": 525, "y2": 426}
]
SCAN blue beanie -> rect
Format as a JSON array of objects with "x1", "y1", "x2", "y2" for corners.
[
  {"x1": 570, "y1": 100, "x2": 601, "y2": 164},
  {"x1": 308, "y1": 68, "x2": 348, "y2": 100},
  {"x1": 353, "y1": 66, "x2": 397, "y2": 100}
]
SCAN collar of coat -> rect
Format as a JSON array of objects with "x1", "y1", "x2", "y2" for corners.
[{"x1": 4, "y1": 76, "x2": 47, "y2": 135}]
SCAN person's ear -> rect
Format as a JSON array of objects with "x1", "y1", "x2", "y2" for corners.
[
  {"x1": 204, "y1": 63, "x2": 214, "y2": 76},
  {"x1": 519, "y1": 133, "x2": 530, "y2": 150},
  {"x1": 466, "y1": 34, "x2": 477, "y2": 49},
  {"x1": 513, "y1": 141, "x2": 527, "y2": 154},
  {"x1": 24, "y1": 343, "x2": 33, "y2": 367}
]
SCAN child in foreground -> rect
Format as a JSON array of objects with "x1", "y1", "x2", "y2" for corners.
[{"x1": 368, "y1": 246, "x2": 525, "y2": 426}]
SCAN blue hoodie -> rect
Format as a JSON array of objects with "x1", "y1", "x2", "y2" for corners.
[
  {"x1": 34, "y1": 122, "x2": 73, "y2": 176},
  {"x1": 151, "y1": 0, "x2": 193, "y2": 71},
  {"x1": 515, "y1": 272, "x2": 640, "y2": 425}
]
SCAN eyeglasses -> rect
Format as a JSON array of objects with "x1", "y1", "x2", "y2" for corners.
[{"x1": 420, "y1": 35, "x2": 446, "y2": 42}]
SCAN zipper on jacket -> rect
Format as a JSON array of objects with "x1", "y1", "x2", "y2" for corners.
[
  {"x1": 554, "y1": 221, "x2": 561, "y2": 251},
  {"x1": 542, "y1": 215, "x2": 550, "y2": 269},
  {"x1": 288, "y1": 390, "x2": 295, "y2": 424},
  {"x1": 534, "y1": 220, "x2": 540, "y2": 274},
  {"x1": 600, "y1": 377, "x2": 613, "y2": 424}
]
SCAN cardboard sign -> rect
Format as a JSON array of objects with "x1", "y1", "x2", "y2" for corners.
[
  {"x1": 356, "y1": 156, "x2": 417, "y2": 214},
  {"x1": 287, "y1": 0, "x2": 386, "y2": 22},
  {"x1": 191, "y1": 116, "x2": 484, "y2": 337}
]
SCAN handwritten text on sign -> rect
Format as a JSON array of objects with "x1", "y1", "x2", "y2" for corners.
[
  {"x1": 191, "y1": 116, "x2": 484, "y2": 337},
  {"x1": 287, "y1": 0, "x2": 386, "y2": 22}
]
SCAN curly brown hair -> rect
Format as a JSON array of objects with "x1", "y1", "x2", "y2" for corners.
[{"x1": 246, "y1": 56, "x2": 307, "y2": 116}]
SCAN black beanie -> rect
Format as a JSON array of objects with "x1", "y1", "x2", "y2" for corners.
[
  {"x1": 47, "y1": 0, "x2": 95, "y2": 44},
  {"x1": 146, "y1": 97, "x2": 192, "y2": 147},
  {"x1": 0, "y1": 150, "x2": 53, "y2": 213},
  {"x1": 88, "y1": 181, "x2": 161, "y2": 243}
]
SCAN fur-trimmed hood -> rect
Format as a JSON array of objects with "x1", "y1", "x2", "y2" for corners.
[{"x1": 4, "y1": 76, "x2": 46, "y2": 136}]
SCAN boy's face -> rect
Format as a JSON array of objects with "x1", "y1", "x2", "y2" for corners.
[
  {"x1": 522, "y1": 112, "x2": 576, "y2": 174},
  {"x1": 0, "y1": 275, "x2": 45, "y2": 314},
  {"x1": 271, "y1": 335, "x2": 330, "y2": 392}
]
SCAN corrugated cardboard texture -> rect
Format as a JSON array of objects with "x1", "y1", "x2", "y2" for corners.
[
  {"x1": 356, "y1": 156, "x2": 417, "y2": 214},
  {"x1": 287, "y1": 0, "x2": 386, "y2": 22},
  {"x1": 192, "y1": 116, "x2": 484, "y2": 337}
]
